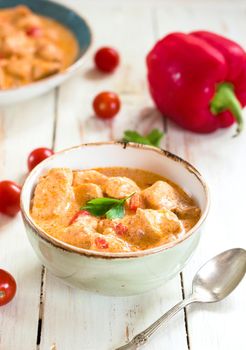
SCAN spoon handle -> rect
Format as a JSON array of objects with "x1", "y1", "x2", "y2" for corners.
[{"x1": 115, "y1": 296, "x2": 196, "y2": 350}]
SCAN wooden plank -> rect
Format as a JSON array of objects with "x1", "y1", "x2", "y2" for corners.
[
  {"x1": 156, "y1": 2, "x2": 246, "y2": 350},
  {"x1": 40, "y1": 3, "x2": 188, "y2": 350},
  {"x1": 0, "y1": 92, "x2": 56, "y2": 349}
]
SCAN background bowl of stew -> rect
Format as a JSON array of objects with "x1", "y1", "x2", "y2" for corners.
[
  {"x1": 0, "y1": 0, "x2": 92, "y2": 105},
  {"x1": 21, "y1": 142, "x2": 210, "y2": 296}
]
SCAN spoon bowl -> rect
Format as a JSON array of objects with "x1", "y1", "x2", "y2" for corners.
[{"x1": 192, "y1": 248, "x2": 246, "y2": 303}]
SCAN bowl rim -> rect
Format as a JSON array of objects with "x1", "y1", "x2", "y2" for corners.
[
  {"x1": 0, "y1": 0, "x2": 93, "y2": 95},
  {"x1": 20, "y1": 141, "x2": 210, "y2": 259}
]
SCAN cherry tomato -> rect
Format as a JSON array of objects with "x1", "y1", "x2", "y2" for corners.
[
  {"x1": 94, "y1": 47, "x2": 120, "y2": 73},
  {"x1": 93, "y1": 91, "x2": 121, "y2": 120},
  {"x1": 0, "y1": 269, "x2": 17, "y2": 306},
  {"x1": 28, "y1": 147, "x2": 54, "y2": 171},
  {"x1": 0, "y1": 181, "x2": 21, "y2": 217},
  {"x1": 26, "y1": 27, "x2": 42, "y2": 38}
]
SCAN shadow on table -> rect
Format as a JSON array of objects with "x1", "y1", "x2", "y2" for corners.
[
  {"x1": 0, "y1": 213, "x2": 14, "y2": 229},
  {"x1": 83, "y1": 67, "x2": 109, "y2": 81}
]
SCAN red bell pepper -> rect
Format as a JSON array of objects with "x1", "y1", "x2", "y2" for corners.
[
  {"x1": 147, "y1": 31, "x2": 246, "y2": 134},
  {"x1": 69, "y1": 210, "x2": 90, "y2": 225}
]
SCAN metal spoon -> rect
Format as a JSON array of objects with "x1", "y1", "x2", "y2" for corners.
[{"x1": 115, "y1": 248, "x2": 246, "y2": 350}]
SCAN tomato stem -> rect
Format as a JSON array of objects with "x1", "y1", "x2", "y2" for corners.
[{"x1": 0, "y1": 290, "x2": 5, "y2": 298}]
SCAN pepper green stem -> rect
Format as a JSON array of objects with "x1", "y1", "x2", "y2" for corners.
[{"x1": 210, "y1": 82, "x2": 243, "y2": 136}]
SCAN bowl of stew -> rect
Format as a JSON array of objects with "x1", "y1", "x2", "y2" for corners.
[
  {"x1": 21, "y1": 142, "x2": 210, "y2": 296},
  {"x1": 0, "y1": 0, "x2": 92, "y2": 104}
]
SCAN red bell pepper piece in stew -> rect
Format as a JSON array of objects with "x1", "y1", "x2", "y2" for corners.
[{"x1": 147, "y1": 31, "x2": 246, "y2": 134}]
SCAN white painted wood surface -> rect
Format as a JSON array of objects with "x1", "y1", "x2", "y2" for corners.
[
  {"x1": 0, "y1": 1, "x2": 245, "y2": 350},
  {"x1": 0, "y1": 94, "x2": 56, "y2": 349}
]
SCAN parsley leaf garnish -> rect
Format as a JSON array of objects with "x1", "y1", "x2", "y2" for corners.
[
  {"x1": 123, "y1": 129, "x2": 164, "y2": 147},
  {"x1": 106, "y1": 202, "x2": 125, "y2": 219},
  {"x1": 81, "y1": 193, "x2": 135, "y2": 219}
]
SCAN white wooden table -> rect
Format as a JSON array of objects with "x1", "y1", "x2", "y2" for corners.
[{"x1": 1, "y1": 1, "x2": 246, "y2": 349}]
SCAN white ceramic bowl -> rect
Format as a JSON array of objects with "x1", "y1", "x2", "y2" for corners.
[
  {"x1": 21, "y1": 142, "x2": 210, "y2": 296},
  {"x1": 0, "y1": 0, "x2": 92, "y2": 105}
]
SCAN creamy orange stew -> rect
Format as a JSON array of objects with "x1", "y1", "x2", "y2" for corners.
[
  {"x1": 0, "y1": 6, "x2": 78, "y2": 89},
  {"x1": 31, "y1": 167, "x2": 201, "y2": 253}
]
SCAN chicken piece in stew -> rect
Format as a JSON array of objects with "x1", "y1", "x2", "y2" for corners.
[{"x1": 31, "y1": 167, "x2": 201, "y2": 253}]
